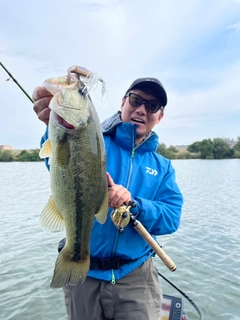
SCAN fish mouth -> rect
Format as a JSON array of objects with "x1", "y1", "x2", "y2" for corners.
[
  {"x1": 61, "y1": 118, "x2": 75, "y2": 129},
  {"x1": 56, "y1": 114, "x2": 75, "y2": 129}
]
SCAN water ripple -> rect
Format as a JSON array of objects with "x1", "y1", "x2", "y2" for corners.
[{"x1": 1, "y1": 161, "x2": 240, "y2": 320}]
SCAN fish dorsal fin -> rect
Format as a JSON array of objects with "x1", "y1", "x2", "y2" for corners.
[
  {"x1": 39, "y1": 196, "x2": 64, "y2": 232},
  {"x1": 95, "y1": 186, "x2": 109, "y2": 224},
  {"x1": 39, "y1": 139, "x2": 53, "y2": 159}
]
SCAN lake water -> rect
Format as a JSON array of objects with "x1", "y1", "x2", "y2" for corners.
[{"x1": 0, "y1": 160, "x2": 239, "y2": 320}]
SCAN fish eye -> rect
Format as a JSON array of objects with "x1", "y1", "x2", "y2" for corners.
[{"x1": 78, "y1": 88, "x2": 87, "y2": 97}]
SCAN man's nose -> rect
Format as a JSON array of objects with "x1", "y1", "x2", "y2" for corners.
[{"x1": 136, "y1": 103, "x2": 147, "y2": 113}]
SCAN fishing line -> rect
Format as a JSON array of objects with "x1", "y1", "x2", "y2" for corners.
[
  {"x1": 0, "y1": 43, "x2": 65, "y2": 72},
  {"x1": 81, "y1": 69, "x2": 103, "y2": 96},
  {"x1": 157, "y1": 269, "x2": 204, "y2": 320},
  {"x1": 75, "y1": 68, "x2": 116, "y2": 113},
  {"x1": 88, "y1": 78, "x2": 117, "y2": 114}
]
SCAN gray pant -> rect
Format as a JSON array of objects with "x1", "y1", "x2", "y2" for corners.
[{"x1": 63, "y1": 258, "x2": 162, "y2": 320}]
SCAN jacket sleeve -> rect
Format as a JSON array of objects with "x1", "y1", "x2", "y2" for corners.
[
  {"x1": 131, "y1": 162, "x2": 183, "y2": 236},
  {"x1": 40, "y1": 126, "x2": 50, "y2": 171}
]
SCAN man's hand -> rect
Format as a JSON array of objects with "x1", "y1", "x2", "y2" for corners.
[
  {"x1": 32, "y1": 86, "x2": 52, "y2": 125},
  {"x1": 106, "y1": 172, "x2": 132, "y2": 209}
]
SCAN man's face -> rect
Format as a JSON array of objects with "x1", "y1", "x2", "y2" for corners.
[{"x1": 121, "y1": 89, "x2": 164, "y2": 144}]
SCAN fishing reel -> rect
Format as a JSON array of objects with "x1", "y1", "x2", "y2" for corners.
[
  {"x1": 111, "y1": 201, "x2": 177, "y2": 272},
  {"x1": 110, "y1": 201, "x2": 136, "y2": 233}
]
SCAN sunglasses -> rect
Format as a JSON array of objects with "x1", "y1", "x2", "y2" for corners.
[{"x1": 125, "y1": 92, "x2": 162, "y2": 114}]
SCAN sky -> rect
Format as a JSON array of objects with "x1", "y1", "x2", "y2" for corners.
[{"x1": 0, "y1": 0, "x2": 240, "y2": 149}]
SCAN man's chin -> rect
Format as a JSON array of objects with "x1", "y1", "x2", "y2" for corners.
[{"x1": 136, "y1": 131, "x2": 147, "y2": 143}]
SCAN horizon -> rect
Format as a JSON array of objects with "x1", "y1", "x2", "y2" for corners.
[{"x1": 1, "y1": 136, "x2": 238, "y2": 151}]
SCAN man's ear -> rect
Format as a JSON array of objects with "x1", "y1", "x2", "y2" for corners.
[{"x1": 156, "y1": 111, "x2": 164, "y2": 125}]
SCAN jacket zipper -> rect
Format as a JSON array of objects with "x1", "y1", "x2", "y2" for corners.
[
  {"x1": 127, "y1": 129, "x2": 148, "y2": 187},
  {"x1": 126, "y1": 128, "x2": 137, "y2": 188},
  {"x1": 111, "y1": 270, "x2": 116, "y2": 284},
  {"x1": 110, "y1": 127, "x2": 151, "y2": 283}
]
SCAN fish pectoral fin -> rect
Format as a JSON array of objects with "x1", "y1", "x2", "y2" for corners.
[
  {"x1": 39, "y1": 139, "x2": 53, "y2": 159},
  {"x1": 39, "y1": 196, "x2": 64, "y2": 232},
  {"x1": 95, "y1": 186, "x2": 109, "y2": 224}
]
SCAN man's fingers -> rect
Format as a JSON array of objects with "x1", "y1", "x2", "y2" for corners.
[
  {"x1": 106, "y1": 172, "x2": 114, "y2": 187},
  {"x1": 108, "y1": 189, "x2": 131, "y2": 208},
  {"x1": 33, "y1": 96, "x2": 52, "y2": 113},
  {"x1": 32, "y1": 86, "x2": 52, "y2": 101},
  {"x1": 33, "y1": 91, "x2": 52, "y2": 126},
  {"x1": 38, "y1": 107, "x2": 51, "y2": 125},
  {"x1": 106, "y1": 172, "x2": 132, "y2": 208}
]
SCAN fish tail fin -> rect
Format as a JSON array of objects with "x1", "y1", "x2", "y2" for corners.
[{"x1": 50, "y1": 248, "x2": 90, "y2": 288}]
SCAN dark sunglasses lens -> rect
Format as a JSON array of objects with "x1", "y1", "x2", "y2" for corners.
[
  {"x1": 128, "y1": 93, "x2": 161, "y2": 113},
  {"x1": 129, "y1": 94, "x2": 143, "y2": 107},
  {"x1": 145, "y1": 102, "x2": 160, "y2": 113}
]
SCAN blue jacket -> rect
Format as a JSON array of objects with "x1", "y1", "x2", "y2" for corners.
[{"x1": 41, "y1": 112, "x2": 183, "y2": 282}]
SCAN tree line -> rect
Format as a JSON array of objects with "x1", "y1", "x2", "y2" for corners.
[
  {"x1": 0, "y1": 137, "x2": 240, "y2": 161},
  {"x1": 0, "y1": 149, "x2": 43, "y2": 162},
  {"x1": 157, "y1": 137, "x2": 240, "y2": 160}
]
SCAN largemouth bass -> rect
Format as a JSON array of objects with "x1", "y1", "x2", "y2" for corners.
[{"x1": 39, "y1": 66, "x2": 108, "y2": 288}]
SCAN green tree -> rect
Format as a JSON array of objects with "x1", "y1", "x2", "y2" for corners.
[
  {"x1": 199, "y1": 139, "x2": 214, "y2": 159},
  {"x1": 178, "y1": 151, "x2": 193, "y2": 159},
  {"x1": 164, "y1": 149, "x2": 178, "y2": 159},
  {"x1": 226, "y1": 148, "x2": 235, "y2": 158},
  {"x1": 212, "y1": 138, "x2": 234, "y2": 159},
  {"x1": 17, "y1": 150, "x2": 30, "y2": 161},
  {"x1": 168, "y1": 145, "x2": 178, "y2": 153},
  {"x1": 234, "y1": 137, "x2": 240, "y2": 152},
  {"x1": 17, "y1": 149, "x2": 41, "y2": 161},
  {"x1": 0, "y1": 150, "x2": 13, "y2": 161},
  {"x1": 30, "y1": 149, "x2": 42, "y2": 161},
  {"x1": 233, "y1": 150, "x2": 240, "y2": 158},
  {"x1": 156, "y1": 143, "x2": 167, "y2": 156},
  {"x1": 187, "y1": 141, "x2": 200, "y2": 153},
  {"x1": 156, "y1": 143, "x2": 179, "y2": 159}
]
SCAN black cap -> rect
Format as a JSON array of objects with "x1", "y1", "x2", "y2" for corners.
[{"x1": 125, "y1": 77, "x2": 167, "y2": 107}]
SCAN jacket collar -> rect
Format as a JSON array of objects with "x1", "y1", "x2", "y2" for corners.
[
  {"x1": 101, "y1": 111, "x2": 122, "y2": 134},
  {"x1": 101, "y1": 112, "x2": 159, "y2": 152}
]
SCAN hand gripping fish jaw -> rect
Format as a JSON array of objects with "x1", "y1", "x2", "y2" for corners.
[{"x1": 111, "y1": 201, "x2": 177, "y2": 272}]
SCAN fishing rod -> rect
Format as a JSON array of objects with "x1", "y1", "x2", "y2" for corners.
[{"x1": 0, "y1": 61, "x2": 33, "y2": 103}]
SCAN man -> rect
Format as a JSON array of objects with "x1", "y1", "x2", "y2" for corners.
[{"x1": 33, "y1": 75, "x2": 183, "y2": 320}]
